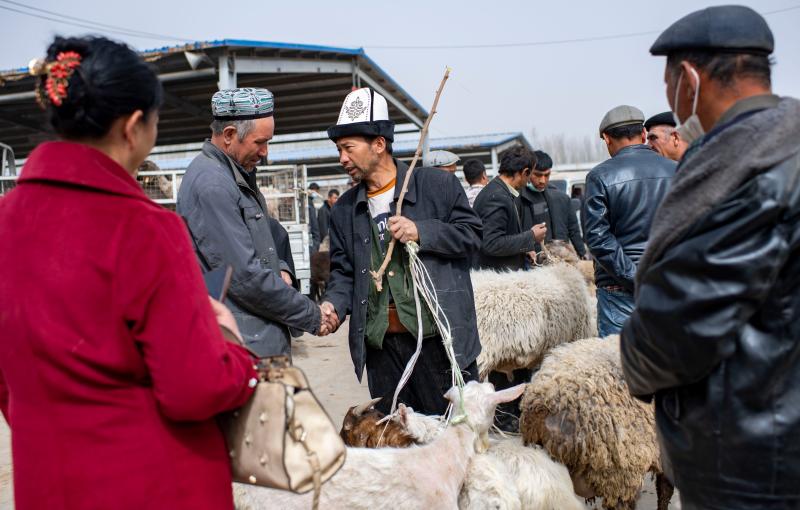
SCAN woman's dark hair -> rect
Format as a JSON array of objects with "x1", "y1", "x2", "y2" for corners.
[
  {"x1": 498, "y1": 146, "x2": 536, "y2": 176},
  {"x1": 41, "y1": 36, "x2": 163, "y2": 139}
]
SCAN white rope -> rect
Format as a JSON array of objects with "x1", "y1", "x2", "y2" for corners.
[{"x1": 377, "y1": 241, "x2": 467, "y2": 426}]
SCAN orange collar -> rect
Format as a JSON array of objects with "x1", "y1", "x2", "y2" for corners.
[{"x1": 367, "y1": 178, "x2": 396, "y2": 198}]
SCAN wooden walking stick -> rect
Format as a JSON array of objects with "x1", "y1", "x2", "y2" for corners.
[{"x1": 371, "y1": 67, "x2": 451, "y2": 291}]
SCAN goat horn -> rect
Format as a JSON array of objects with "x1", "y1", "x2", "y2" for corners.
[{"x1": 352, "y1": 397, "x2": 383, "y2": 417}]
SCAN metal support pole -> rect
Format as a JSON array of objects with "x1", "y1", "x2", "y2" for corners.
[
  {"x1": 218, "y1": 54, "x2": 237, "y2": 90},
  {"x1": 490, "y1": 148, "x2": 499, "y2": 177}
]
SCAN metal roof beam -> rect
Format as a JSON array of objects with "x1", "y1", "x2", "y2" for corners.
[
  {"x1": 235, "y1": 57, "x2": 353, "y2": 75},
  {"x1": 356, "y1": 69, "x2": 424, "y2": 128},
  {"x1": 0, "y1": 112, "x2": 48, "y2": 134},
  {"x1": 161, "y1": 91, "x2": 212, "y2": 123}
]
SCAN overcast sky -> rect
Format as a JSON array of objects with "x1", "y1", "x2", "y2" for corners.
[{"x1": 1, "y1": 0, "x2": 798, "y2": 143}]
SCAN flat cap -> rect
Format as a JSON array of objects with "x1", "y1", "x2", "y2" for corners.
[
  {"x1": 423, "y1": 150, "x2": 460, "y2": 168},
  {"x1": 599, "y1": 105, "x2": 644, "y2": 138},
  {"x1": 212, "y1": 88, "x2": 274, "y2": 120},
  {"x1": 644, "y1": 111, "x2": 677, "y2": 130},
  {"x1": 650, "y1": 5, "x2": 774, "y2": 56}
]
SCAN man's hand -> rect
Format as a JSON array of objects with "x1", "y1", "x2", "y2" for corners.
[
  {"x1": 209, "y1": 297, "x2": 243, "y2": 344},
  {"x1": 280, "y1": 270, "x2": 293, "y2": 287},
  {"x1": 319, "y1": 301, "x2": 340, "y2": 335},
  {"x1": 531, "y1": 223, "x2": 547, "y2": 243},
  {"x1": 388, "y1": 216, "x2": 419, "y2": 244}
]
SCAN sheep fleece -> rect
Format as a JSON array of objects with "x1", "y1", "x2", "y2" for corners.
[
  {"x1": 520, "y1": 336, "x2": 660, "y2": 509},
  {"x1": 472, "y1": 265, "x2": 596, "y2": 378}
]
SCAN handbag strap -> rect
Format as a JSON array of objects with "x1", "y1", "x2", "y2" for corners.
[{"x1": 287, "y1": 403, "x2": 323, "y2": 510}]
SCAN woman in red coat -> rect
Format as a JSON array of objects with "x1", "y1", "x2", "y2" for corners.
[{"x1": 0, "y1": 36, "x2": 258, "y2": 509}]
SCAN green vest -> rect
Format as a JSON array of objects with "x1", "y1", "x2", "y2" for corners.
[{"x1": 365, "y1": 218, "x2": 436, "y2": 349}]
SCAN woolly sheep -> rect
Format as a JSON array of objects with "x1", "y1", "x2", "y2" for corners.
[
  {"x1": 233, "y1": 381, "x2": 526, "y2": 510},
  {"x1": 398, "y1": 405, "x2": 584, "y2": 510},
  {"x1": 519, "y1": 336, "x2": 674, "y2": 510},
  {"x1": 539, "y1": 240, "x2": 595, "y2": 295},
  {"x1": 471, "y1": 263, "x2": 596, "y2": 379}
]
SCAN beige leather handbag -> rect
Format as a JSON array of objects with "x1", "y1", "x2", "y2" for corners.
[{"x1": 221, "y1": 355, "x2": 346, "y2": 508}]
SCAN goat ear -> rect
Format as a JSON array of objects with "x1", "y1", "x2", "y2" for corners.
[
  {"x1": 444, "y1": 386, "x2": 460, "y2": 404},
  {"x1": 491, "y1": 383, "x2": 527, "y2": 405}
]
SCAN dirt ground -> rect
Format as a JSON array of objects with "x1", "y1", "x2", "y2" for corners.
[{"x1": 0, "y1": 321, "x2": 678, "y2": 509}]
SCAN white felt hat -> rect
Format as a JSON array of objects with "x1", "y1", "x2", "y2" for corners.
[{"x1": 327, "y1": 88, "x2": 395, "y2": 142}]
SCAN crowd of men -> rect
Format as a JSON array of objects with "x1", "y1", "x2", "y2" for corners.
[{"x1": 172, "y1": 5, "x2": 799, "y2": 509}]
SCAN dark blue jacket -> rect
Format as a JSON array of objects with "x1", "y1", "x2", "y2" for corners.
[
  {"x1": 581, "y1": 144, "x2": 675, "y2": 291},
  {"x1": 323, "y1": 160, "x2": 482, "y2": 380}
]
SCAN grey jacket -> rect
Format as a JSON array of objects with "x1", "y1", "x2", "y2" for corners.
[
  {"x1": 177, "y1": 141, "x2": 320, "y2": 356},
  {"x1": 323, "y1": 160, "x2": 483, "y2": 380}
]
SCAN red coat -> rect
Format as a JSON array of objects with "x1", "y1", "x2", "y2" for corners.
[{"x1": 0, "y1": 142, "x2": 257, "y2": 509}]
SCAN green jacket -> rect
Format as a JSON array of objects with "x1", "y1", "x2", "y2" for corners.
[{"x1": 365, "y1": 218, "x2": 436, "y2": 348}]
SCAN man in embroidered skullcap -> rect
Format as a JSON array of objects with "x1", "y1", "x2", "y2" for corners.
[
  {"x1": 621, "y1": 6, "x2": 800, "y2": 509},
  {"x1": 320, "y1": 87, "x2": 483, "y2": 415},
  {"x1": 178, "y1": 88, "x2": 329, "y2": 357},
  {"x1": 644, "y1": 111, "x2": 688, "y2": 161},
  {"x1": 423, "y1": 150, "x2": 460, "y2": 173}
]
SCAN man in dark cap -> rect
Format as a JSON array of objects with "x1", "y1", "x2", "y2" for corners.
[
  {"x1": 320, "y1": 88, "x2": 482, "y2": 416},
  {"x1": 621, "y1": 6, "x2": 800, "y2": 509},
  {"x1": 644, "y1": 111, "x2": 688, "y2": 161},
  {"x1": 582, "y1": 105, "x2": 675, "y2": 337},
  {"x1": 178, "y1": 88, "x2": 328, "y2": 357}
]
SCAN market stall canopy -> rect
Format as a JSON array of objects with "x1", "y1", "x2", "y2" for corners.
[{"x1": 0, "y1": 39, "x2": 428, "y2": 158}]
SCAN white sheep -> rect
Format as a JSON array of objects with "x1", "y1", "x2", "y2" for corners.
[
  {"x1": 472, "y1": 263, "x2": 597, "y2": 379},
  {"x1": 519, "y1": 336, "x2": 674, "y2": 510},
  {"x1": 396, "y1": 404, "x2": 584, "y2": 510},
  {"x1": 233, "y1": 381, "x2": 526, "y2": 510}
]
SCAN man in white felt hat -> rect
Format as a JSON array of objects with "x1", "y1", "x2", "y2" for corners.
[{"x1": 319, "y1": 87, "x2": 483, "y2": 415}]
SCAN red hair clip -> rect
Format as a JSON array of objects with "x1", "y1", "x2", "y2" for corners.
[{"x1": 32, "y1": 50, "x2": 82, "y2": 108}]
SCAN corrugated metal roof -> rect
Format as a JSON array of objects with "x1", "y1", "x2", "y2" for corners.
[{"x1": 0, "y1": 39, "x2": 429, "y2": 157}]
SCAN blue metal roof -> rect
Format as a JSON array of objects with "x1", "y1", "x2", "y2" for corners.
[{"x1": 140, "y1": 38, "x2": 367, "y2": 57}]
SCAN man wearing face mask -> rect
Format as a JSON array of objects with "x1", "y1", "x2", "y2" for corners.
[
  {"x1": 582, "y1": 105, "x2": 676, "y2": 337},
  {"x1": 178, "y1": 88, "x2": 329, "y2": 357},
  {"x1": 521, "y1": 150, "x2": 587, "y2": 259},
  {"x1": 644, "y1": 112, "x2": 689, "y2": 161},
  {"x1": 621, "y1": 6, "x2": 800, "y2": 509}
]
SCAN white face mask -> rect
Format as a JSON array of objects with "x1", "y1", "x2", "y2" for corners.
[{"x1": 672, "y1": 66, "x2": 705, "y2": 144}]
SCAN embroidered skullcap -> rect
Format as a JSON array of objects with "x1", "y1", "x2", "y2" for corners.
[
  {"x1": 423, "y1": 150, "x2": 460, "y2": 168},
  {"x1": 211, "y1": 88, "x2": 274, "y2": 120},
  {"x1": 327, "y1": 88, "x2": 395, "y2": 142}
]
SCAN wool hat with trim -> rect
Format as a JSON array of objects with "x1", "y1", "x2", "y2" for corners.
[{"x1": 327, "y1": 88, "x2": 395, "y2": 142}]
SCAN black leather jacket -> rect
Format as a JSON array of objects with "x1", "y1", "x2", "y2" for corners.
[
  {"x1": 622, "y1": 98, "x2": 800, "y2": 508},
  {"x1": 581, "y1": 144, "x2": 675, "y2": 291}
]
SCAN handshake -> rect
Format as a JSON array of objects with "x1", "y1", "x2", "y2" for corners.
[{"x1": 317, "y1": 301, "x2": 340, "y2": 336}]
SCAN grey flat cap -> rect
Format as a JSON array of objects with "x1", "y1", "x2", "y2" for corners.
[
  {"x1": 423, "y1": 150, "x2": 460, "y2": 167},
  {"x1": 599, "y1": 105, "x2": 645, "y2": 138},
  {"x1": 650, "y1": 5, "x2": 774, "y2": 56}
]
